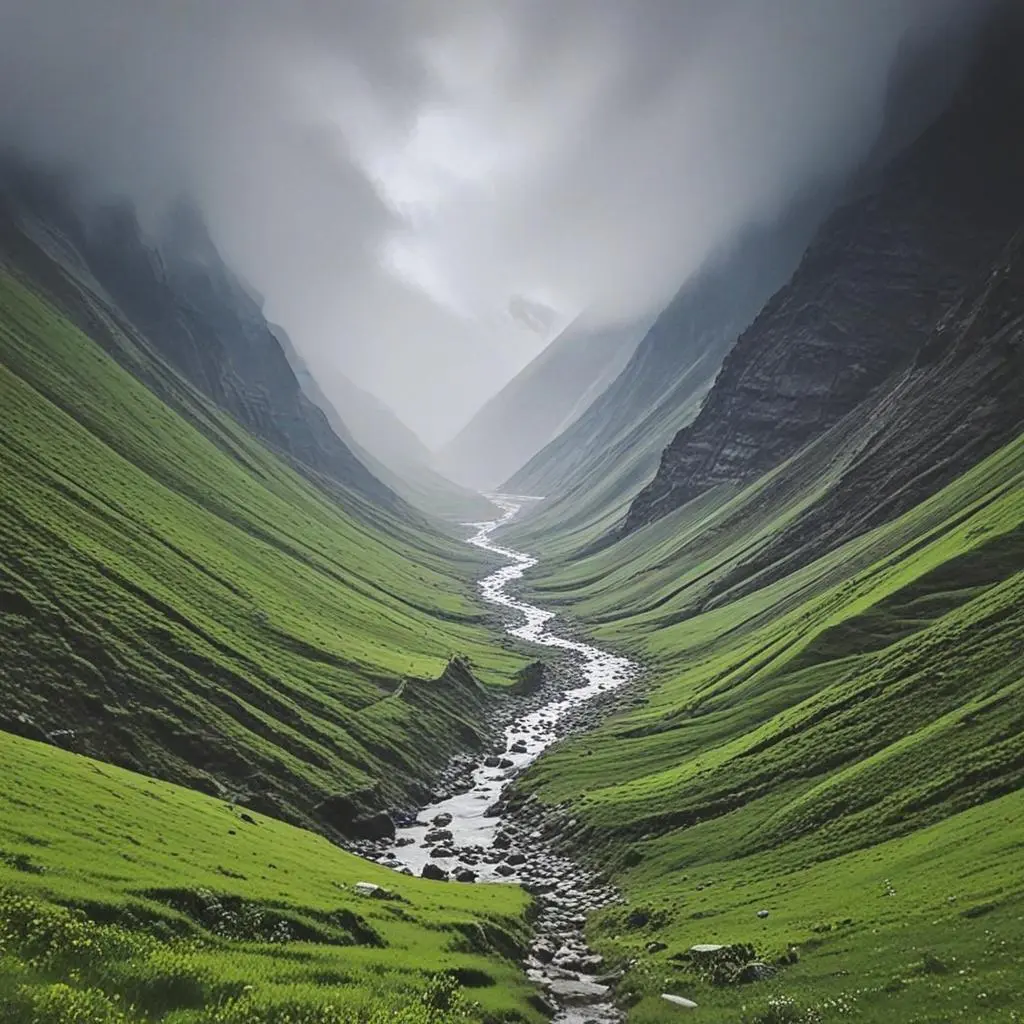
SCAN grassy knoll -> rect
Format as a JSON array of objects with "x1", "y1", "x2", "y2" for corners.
[
  {"x1": 0, "y1": 268, "x2": 524, "y2": 827},
  {"x1": 0, "y1": 730, "x2": 542, "y2": 1024},
  {"x1": 510, "y1": 430, "x2": 1024, "y2": 1020}
]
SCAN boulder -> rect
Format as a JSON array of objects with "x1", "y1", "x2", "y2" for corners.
[
  {"x1": 454, "y1": 868, "x2": 478, "y2": 883},
  {"x1": 421, "y1": 863, "x2": 449, "y2": 882},
  {"x1": 353, "y1": 882, "x2": 394, "y2": 900},
  {"x1": 738, "y1": 961, "x2": 776, "y2": 983},
  {"x1": 431, "y1": 813, "x2": 453, "y2": 827},
  {"x1": 543, "y1": 978, "x2": 609, "y2": 1006},
  {"x1": 430, "y1": 847, "x2": 455, "y2": 858},
  {"x1": 350, "y1": 812, "x2": 395, "y2": 841}
]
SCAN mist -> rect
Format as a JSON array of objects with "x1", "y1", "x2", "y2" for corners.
[{"x1": 0, "y1": 0, "x2": 989, "y2": 447}]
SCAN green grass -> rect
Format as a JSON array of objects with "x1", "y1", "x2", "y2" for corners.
[
  {"x1": 510, "y1": 422, "x2": 1024, "y2": 1020},
  {"x1": 0, "y1": 267, "x2": 525, "y2": 826},
  {"x1": 0, "y1": 730, "x2": 542, "y2": 1024}
]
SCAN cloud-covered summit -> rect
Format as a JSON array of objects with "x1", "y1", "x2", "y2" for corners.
[{"x1": 0, "y1": 0, "x2": 988, "y2": 444}]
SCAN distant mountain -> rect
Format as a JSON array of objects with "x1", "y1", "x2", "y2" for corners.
[
  {"x1": 438, "y1": 315, "x2": 649, "y2": 490},
  {"x1": 273, "y1": 325, "x2": 495, "y2": 521},
  {"x1": 502, "y1": 202, "x2": 823, "y2": 548}
]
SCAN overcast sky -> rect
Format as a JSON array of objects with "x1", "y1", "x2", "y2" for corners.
[{"x1": 0, "y1": 0, "x2": 987, "y2": 446}]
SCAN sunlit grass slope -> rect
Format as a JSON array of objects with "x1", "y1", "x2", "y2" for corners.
[
  {"x1": 512, "y1": 430, "x2": 1024, "y2": 1021},
  {"x1": 0, "y1": 731, "x2": 541, "y2": 1024},
  {"x1": 0, "y1": 269, "x2": 524, "y2": 827}
]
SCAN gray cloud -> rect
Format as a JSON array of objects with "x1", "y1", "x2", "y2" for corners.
[{"x1": 0, "y1": 0, "x2": 989, "y2": 446}]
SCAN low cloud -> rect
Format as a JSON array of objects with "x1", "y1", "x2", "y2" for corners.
[{"x1": 0, "y1": 0, "x2": 989, "y2": 445}]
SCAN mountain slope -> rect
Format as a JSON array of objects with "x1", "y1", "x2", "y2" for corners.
[
  {"x1": 502, "y1": 203, "x2": 823, "y2": 552},
  {"x1": 0, "y1": 176, "x2": 527, "y2": 841},
  {"x1": 2, "y1": 164, "x2": 398, "y2": 513},
  {"x1": 438, "y1": 315, "x2": 649, "y2": 490},
  {"x1": 0, "y1": 730, "x2": 541, "y2": 1023},
  {"x1": 506, "y1": 18, "x2": 1024, "y2": 1022}
]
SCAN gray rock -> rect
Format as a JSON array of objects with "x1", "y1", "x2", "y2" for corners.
[
  {"x1": 661, "y1": 993, "x2": 698, "y2": 1009},
  {"x1": 543, "y1": 978, "x2": 609, "y2": 1005},
  {"x1": 738, "y1": 961, "x2": 776, "y2": 983},
  {"x1": 421, "y1": 863, "x2": 449, "y2": 881}
]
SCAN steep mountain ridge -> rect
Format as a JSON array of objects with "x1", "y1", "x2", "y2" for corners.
[
  {"x1": 624, "y1": 30, "x2": 1024, "y2": 537},
  {"x1": 0, "y1": 163, "x2": 530, "y2": 838},
  {"x1": 0, "y1": 162, "x2": 398, "y2": 512},
  {"x1": 501, "y1": 200, "x2": 824, "y2": 551}
]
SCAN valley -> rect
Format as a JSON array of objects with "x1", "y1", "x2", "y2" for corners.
[{"x1": 2, "y1": 5, "x2": 1024, "y2": 1024}]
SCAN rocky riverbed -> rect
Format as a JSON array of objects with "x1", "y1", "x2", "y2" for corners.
[{"x1": 355, "y1": 495, "x2": 643, "y2": 1021}]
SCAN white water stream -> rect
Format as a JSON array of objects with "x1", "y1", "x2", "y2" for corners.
[{"x1": 384, "y1": 494, "x2": 636, "y2": 880}]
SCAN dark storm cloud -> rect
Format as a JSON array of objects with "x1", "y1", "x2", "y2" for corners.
[{"x1": 0, "y1": 0, "x2": 990, "y2": 445}]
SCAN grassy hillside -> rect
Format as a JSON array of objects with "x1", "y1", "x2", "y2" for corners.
[
  {"x1": 509, "y1": 429, "x2": 1024, "y2": 1021},
  {"x1": 0, "y1": 730, "x2": 541, "y2": 1024},
  {"x1": 0, "y1": 268, "x2": 526, "y2": 833}
]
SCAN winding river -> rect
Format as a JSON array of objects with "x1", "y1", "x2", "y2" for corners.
[
  {"x1": 384, "y1": 494, "x2": 635, "y2": 879},
  {"x1": 379, "y1": 495, "x2": 638, "y2": 1021}
]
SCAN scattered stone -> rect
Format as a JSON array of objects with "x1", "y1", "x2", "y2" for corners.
[
  {"x1": 647, "y1": 941, "x2": 668, "y2": 954},
  {"x1": 738, "y1": 961, "x2": 776, "y2": 983},
  {"x1": 430, "y1": 847, "x2": 455, "y2": 858},
  {"x1": 484, "y1": 755, "x2": 502, "y2": 768},
  {"x1": 661, "y1": 993, "x2": 698, "y2": 1010},
  {"x1": 495, "y1": 864, "x2": 516, "y2": 876},
  {"x1": 757, "y1": 909, "x2": 770, "y2": 919},
  {"x1": 421, "y1": 863, "x2": 448, "y2": 881},
  {"x1": 353, "y1": 882, "x2": 393, "y2": 900},
  {"x1": 239, "y1": 813, "x2": 257, "y2": 825},
  {"x1": 431, "y1": 813, "x2": 453, "y2": 827},
  {"x1": 454, "y1": 868, "x2": 478, "y2": 883},
  {"x1": 543, "y1": 977, "x2": 609, "y2": 1005},
  {"x1": 509, "y1": 740, "x2": 529, "y2": 754}
]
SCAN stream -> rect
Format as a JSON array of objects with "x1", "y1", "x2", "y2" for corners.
[{"x1": 378, "y1": 495, "x2": 640, "y2": 1022}]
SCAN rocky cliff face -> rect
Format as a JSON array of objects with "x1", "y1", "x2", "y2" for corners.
[{"x1": 624, "y1": 28, "x2": 1024, "y2": 537}]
